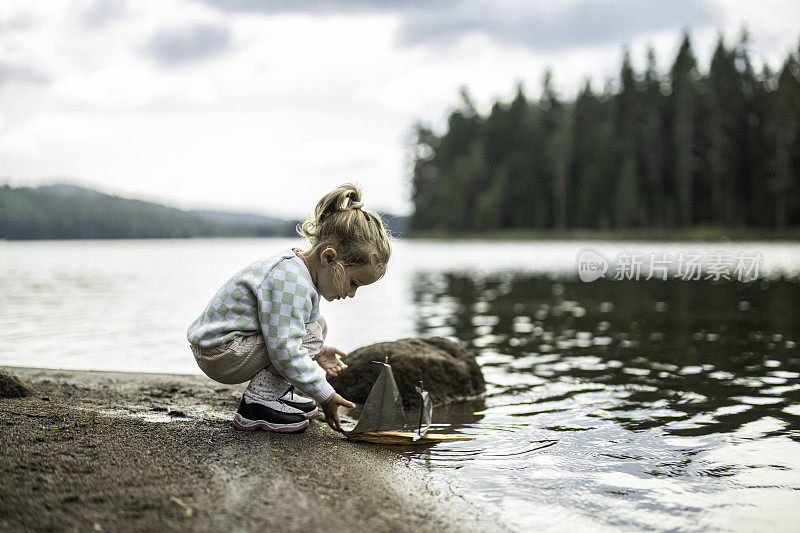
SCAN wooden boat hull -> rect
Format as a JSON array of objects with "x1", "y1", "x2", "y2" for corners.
[{"x1": 343, "y1": 430, "x2": 474, "y2": 445}]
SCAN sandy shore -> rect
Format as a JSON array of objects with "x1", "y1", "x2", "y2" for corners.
[{"x1": 0, "y1": 366, "x2": 499, "y2": 533}]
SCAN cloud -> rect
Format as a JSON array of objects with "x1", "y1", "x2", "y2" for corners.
[
  {"x1": 0, "y1": 62, "x2": 49, "y2": 89},
  {"x1": 192, "y1": 0, "x2": 717, "y2": 51},
  {"x1": 399, "y1": 0, "x2": 717, "y2": 50},
  {"x1": 142, "y1": 23, "x2": 232, "y2": 66},
  {"x1": 194, "y1": 0, "x2": 453, "y2": 16},
  {"x1": 78, "y1": 0, "x2": 128, "y2": 29}
]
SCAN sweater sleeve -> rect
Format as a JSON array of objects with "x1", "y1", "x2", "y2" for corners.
[{"x1": 259, "y1": 261, "x2": 335, "y2": 404}]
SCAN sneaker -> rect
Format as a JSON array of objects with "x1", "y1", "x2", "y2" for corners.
[
  {"x1": 278, "y1": 386, "x2": 319, "y2": 419},
  {"x1": 232, "y1": 397, "x2": 309, "y2": 433}
]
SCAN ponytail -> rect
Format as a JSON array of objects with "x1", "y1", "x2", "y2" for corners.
[{"x1": 299, "y1": 184, "x2": 363, "y2": 240}]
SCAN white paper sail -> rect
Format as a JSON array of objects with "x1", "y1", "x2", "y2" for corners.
[{"x1": 350, "y1": 361, "x2": 406, "y2": 434}]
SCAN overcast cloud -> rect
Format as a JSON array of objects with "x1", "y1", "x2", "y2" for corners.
[
  {"x1": 0, "y1": 0, "x2": 798, "y2": 218},
  {"x1": 142, "y1": 23, "x2": 233, "y2": 66},
  {"x1": 196, "y1": 0, "x2": 716, "y2": 51},
  {"x1": 0, "y1": 62, "x2": 49, "y2": 88}
]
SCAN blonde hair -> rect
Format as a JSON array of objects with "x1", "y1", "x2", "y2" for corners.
[{"x1": 298, "y1": 184, "x2": 391, "y2": 285}]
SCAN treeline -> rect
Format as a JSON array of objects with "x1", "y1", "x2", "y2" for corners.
[
  {"x1": 0, "y1": 184, "x2": 298, "y2": 239},
  {"x1": 411, "y1": 32, "x2": 800, "y2": 233}
]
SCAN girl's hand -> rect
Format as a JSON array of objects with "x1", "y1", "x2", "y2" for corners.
[
  {"x1": 315, "y1": 346, "x2": 348, "y2": 376},
  {"x1": 321, "y1": 393, "x2": 356, "y2": 433}
]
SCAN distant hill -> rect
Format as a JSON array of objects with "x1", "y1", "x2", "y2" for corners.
[
  {"x1": 0, "y1": 183, "x2": 409, "y2": 240},
  {"x1": 190, "y1": 209, "x2": 290, "y2": 227},
  {"x1": 0, "y1": 184, "x2": 299, "y2": 239}
]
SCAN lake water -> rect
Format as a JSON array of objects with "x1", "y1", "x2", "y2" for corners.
[{"x1": 1, "y1": 238, "x2": 799, "y2": 531}]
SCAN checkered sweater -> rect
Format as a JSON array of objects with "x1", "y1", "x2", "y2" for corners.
[{"x1": 187, "y1": 249, "x2": 334, "y2": 404}]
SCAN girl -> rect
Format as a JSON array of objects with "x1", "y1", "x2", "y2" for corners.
[{"x1": 187, "y1": 184, "x2": 391, "y2": 433}]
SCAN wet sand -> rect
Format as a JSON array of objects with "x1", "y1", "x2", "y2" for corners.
[{"x1": 0, "y1": 367, "x2": 497, "y2": 532}]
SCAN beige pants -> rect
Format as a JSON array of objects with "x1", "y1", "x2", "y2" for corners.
[
  {"x1": 191, "y1": 317, "x2": 327, "y2": 385},
  {"x1": 191, "y1": 334, "x2": 273, "y2": 385}
]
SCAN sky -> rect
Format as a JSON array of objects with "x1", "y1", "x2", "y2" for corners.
[{"x1": 1, "y1": 1, "x2": 799, "y2": 219}]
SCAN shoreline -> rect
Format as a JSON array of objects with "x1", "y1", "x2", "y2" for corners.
[
  {"x1": 408, "y1": 226, "x2": 800, "y2": 242},
  {"x1": 0, "y1": 366, "x2": 499, "y2": 532},
  {"x1": 2, "y1": 225, "x2": 800, "y2": 243}
]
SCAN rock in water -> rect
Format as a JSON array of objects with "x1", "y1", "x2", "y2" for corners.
[
  {"x1": 328, "y1": 337, "x2": 485, "y2": 409},
  {"x1": 0, "y1": 371, "x2": 32, "y2": 398}
]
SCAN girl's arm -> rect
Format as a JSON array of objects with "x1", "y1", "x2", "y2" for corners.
[
  {"x1": 259, "y1": 264, "x2": 335, "y2": 405},
  {"x1": 304, "y1": 315, "x2": 347, "y2": 376}
]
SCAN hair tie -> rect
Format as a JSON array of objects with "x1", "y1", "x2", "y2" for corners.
[{"x1": 350, "y1": 201, "x2": 364, "y2": 209}]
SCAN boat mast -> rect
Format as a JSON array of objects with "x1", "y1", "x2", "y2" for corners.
[{"x1": 417, "y1": 380, "x2": 424, "y2": 437}]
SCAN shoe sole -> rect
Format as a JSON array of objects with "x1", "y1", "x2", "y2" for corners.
[
  {"x1": 305, "y1": 407, "x2": 320, "y2": 420},
  {"x1": 232, "y1": 413, "x2": 309, "y2": 433}
]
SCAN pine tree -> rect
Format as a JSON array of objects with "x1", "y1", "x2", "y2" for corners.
[
  {"x1": 480, "y1": 100, "x2": 512, "y2": 229},
  {"x1": 733, "y1": 29, "x2": 762, "y2": 226},
  {"x1": 706, "y1": 36, "x2": 740, "y2": 225},
  {"x1": 539, "y1": 70, "x2": 571, "y2": 229},
  {"x1": 669, "y1": 33, "x2": 699, "y2": 227},
  {"x1": 504, "y1": 84, "x2": 540, "y2": 228},
  {"x1": 613, "y1": 50, "x2": 643, "y2": 228},
  {"x1": 410, "y1": 123, "x2": 441, "y2": 232},
  {"x1": 640, "y1": 46, "x2": 668, "y2": 226},
  {"x1": 770, "y1": 54, "x2": 800, "y2": 229},
  {"x1": 570, "y1": 81, "x2": 615, "y2": 228}
]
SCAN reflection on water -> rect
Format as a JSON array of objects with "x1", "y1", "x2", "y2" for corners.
[{"x1": 401, "y1": 273, "x2": 800, "y2": 532}]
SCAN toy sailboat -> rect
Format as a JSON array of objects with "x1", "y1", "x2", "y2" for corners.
[{"x1": 343, "y1": 358, "x2": 474, "y2": 445}]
